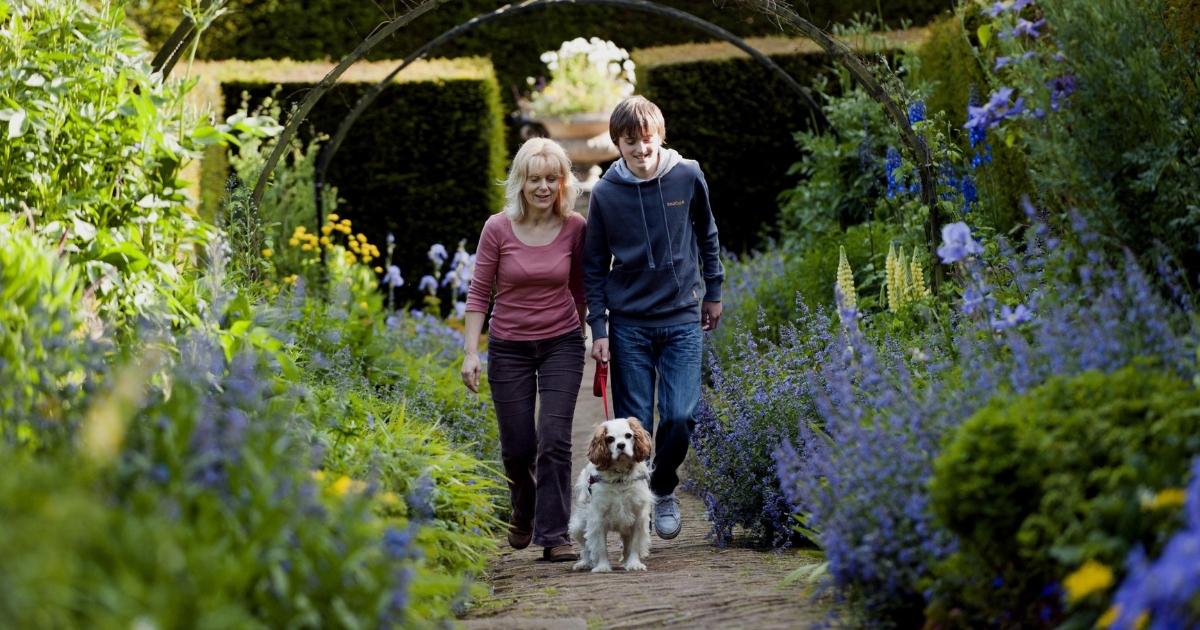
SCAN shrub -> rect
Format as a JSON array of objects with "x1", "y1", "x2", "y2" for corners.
[
  {"x1": 929, "y1": 366, "x2": 1200, "y2": 629},
  {"x1": 201, "y1": 58, "x2": 506, "y2": 309},
  {"x1": 969, "y1": 0, "x2": 1200, "y2": 271}
]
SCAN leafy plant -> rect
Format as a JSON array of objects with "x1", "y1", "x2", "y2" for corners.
[{"x1": 930, "y1": 366, "x2": 1200, "y2": 629}]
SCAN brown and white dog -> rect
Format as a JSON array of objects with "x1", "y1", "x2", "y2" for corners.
[{"x1": 569, "y1": 417, "x2": 655, "y2": 572}]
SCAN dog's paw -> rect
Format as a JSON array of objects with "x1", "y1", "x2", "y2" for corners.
[
  {"x1": 623, "y1": 559, "x2": 647, "y2": 572},
  {"x1": 571, "y1": 560, "x2": 592, "y2": 571},
  {"x1": 590, "y1": 564, "x2": 613, "y2": 573}
]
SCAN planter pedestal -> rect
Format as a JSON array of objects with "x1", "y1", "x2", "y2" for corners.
[{"x1": 524, "y1": 112, "x2": 619, "y2": 215}]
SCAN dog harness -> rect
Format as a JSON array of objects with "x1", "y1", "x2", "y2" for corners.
[{"x1": 587, "y1": 471, "x2": 650, "y2": 495}]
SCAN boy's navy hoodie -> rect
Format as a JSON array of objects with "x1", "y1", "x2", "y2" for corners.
[{"x1": 583, "y1": 147, "x2": 724, "y2": 340}]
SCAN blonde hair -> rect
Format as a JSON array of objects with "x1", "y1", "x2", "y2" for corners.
[
  {"x1": 502, "y1": 138, "x2": 580, "y2": 221},
  {"x1": 609, "y1": 95, "x2": 667, "y2": 144}
]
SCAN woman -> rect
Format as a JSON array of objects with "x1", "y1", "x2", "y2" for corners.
[{"x1": 462, "y1": 138, "x2": 587, "y2": 563}]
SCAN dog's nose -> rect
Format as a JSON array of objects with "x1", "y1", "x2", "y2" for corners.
[{"x1": 617, "y1": 442, "x2": 625, "y2": 451}]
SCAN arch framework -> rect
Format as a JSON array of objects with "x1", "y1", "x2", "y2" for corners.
[
  {"x1": 152, "y1": 0, "x2": 942, "y2": 290},
  {"x1": 310, "y1": 0, "x2": 836, "y2": 247}
]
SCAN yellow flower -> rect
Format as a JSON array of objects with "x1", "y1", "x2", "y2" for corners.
[
  {"x1": 835, "y1": 245, "x2": 856, "y2": 317},
  {"x1": 332, "y1": 475, "x2": 367, "y2": 497},
  {"x1": 311, "y1": 470, "x2": 325, "y2": 482},
  {"x1": 374, "y1": 266, "x2": 383, "y2": 273},
  {"x1": 340, "y1": 218, "x2": 351, "y2": 225},
  {"x1": 301, "y1": 244, "x2": 312, "y2": 251},
  {"x1": 362, "y1": 255, "x2": 372, "y2": 263},
  {"x1": 359, "y1": 301, "x2": 368, "y2": 309},
  {"x1": 295, "y1": 225, "x2": 307, "y2": 234},
  {"x1": 284, "y1": 275, "x2": 295, "y2": 284},
  {"x1": 261, "y1": 248, "x2": 272, "y2": 258},
  {"x1": 347, "y1": 254, "x2": 358, "y2": 264},
  {"x1": 289, "y1": 238, "x2": 300, "y2": 247},
  {"x1": 348, "y1": 240, "x2": 360, "y2": 252},
  {"x1": 327, "y1": 213, "x2": 339, "y2": 222},
  {"x1": 380, "y1": 492, "x2": 400, "y2": 506},
  {"x1": 321, "y1": 225, "x2": 333, "y2": 235},
  {"x1": 1096, "y1": 605, "x2": 1119, "y2": 629},
  {"x1": 356, "y1": 233, "x2": 367, "y2": 243},
  {"x1": 1135, "y1": 612, "x2": 1148, "y2": 630},
  {"x1": 1147, "y1": 487, "x2": 1186, "y2": 511},
  {"x1": 320, "y1": 236, "x2": 330, "y2": 245},
  {"x1": 1063, "y1": 560, "x2": 1114, "y2": 602}
]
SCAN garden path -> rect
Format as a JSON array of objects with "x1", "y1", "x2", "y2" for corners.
[{"x1": 461, "y1": 357, "x2": 826, "y2": 630}]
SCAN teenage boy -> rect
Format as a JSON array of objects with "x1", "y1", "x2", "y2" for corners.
[{"x1": 582, "y1": 96, "x2": 724, "y2": 539}]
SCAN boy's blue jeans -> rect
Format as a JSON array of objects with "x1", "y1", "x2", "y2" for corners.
[{"x1": 608, "y1": 322, "x2": 702, "y2": 497}]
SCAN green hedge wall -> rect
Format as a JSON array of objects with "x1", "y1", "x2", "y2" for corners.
[
  {"x1": 635, "y1": 45, "x2": 831, "y2": 253},
  {"x1": 131, "y1": 0, "x2": 948, "y2": 106},
  {"x1": 216, "y1": 61, "x2": 506, "y2": 307}
]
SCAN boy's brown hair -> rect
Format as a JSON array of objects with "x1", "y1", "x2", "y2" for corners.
[{"x1": 609, "y1": 96, "x2": 667, "y2": 144}]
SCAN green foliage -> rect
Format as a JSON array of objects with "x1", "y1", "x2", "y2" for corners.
[
  {"x1": 127, "y1": 0, "x2": 948, "y2": 105},
  {"x1": 929, "y1": 366, "x2": 1200, "y2": 628},
  {"x1": 0, "y1": 0, "x2": 260, "y2": 324},
  {"x1": 638, "y1": 50, "x2": 831, "y2": 252},
  {"x1": 222, "y1": 64, "x2": 506, "y2": 307},
  {"x1": 973, "y1": 0, "x2": 1200, "y2": 269},
  {"x1": 0, "y1": 221, "x2": 107, "y2": 450}
]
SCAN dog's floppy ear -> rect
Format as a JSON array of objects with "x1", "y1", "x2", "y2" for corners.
[
  {"x1": 588, "y1": 422, "x2": 613, "y2": 471},
  {"x1": 629, "y1": 417, "x2": 653, "y2": 463}
]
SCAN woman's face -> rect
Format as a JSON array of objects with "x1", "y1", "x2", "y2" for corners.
[{"x1": 522, "y1": 164, "x2": 561, "y2": 214}]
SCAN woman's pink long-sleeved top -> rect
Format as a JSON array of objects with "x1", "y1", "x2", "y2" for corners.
[{"x1": 465, "y1": 212, "x2": 586, "y2": 341}]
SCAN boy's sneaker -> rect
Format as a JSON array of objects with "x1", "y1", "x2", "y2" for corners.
[{"x1": 653, "y1": 493, "x2": 681, "y2": 539}]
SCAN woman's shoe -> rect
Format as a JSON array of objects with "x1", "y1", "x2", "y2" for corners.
[
  {"x1": 508, "y1": 513, "x2": 533, "y2": 550},
  {"x1": 542, "y1": 545, "x2": 579, "y2": 562}
]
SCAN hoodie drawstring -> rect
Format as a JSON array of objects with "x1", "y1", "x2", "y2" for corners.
[
  {"x1": 657, "y1": 179, "x2": 682, "y2": 288},
  {"x1": 636, "y1": 185, "x2": 655, "y2": 269}
]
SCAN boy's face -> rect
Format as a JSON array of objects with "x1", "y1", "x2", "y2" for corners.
[{"x1": 618, "y1": 129, "x2": 663, "y2": 174}]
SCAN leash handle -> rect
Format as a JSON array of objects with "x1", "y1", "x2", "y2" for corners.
[{"x1": 593, "y1": 360, "x2": 610, "y2": 420}]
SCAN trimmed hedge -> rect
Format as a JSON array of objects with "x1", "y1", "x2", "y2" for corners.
[
  {"x1": 130, "y1": 0, "x2": 949, "y2": 106},
  {"x1": 199, "y1": 58, "x2": 506, "y2": 307}
]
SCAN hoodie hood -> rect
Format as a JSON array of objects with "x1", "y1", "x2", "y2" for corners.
[{"x1": 605, "y1": 147, "x2": 682, "y2": 185}]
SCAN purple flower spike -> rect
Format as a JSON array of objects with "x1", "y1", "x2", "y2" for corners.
[
  {"x1": 937, "y1": 222, "x2": 984, "y2": 264},
  {"x1": 991, "y1": 303, "x2": 1034, "y2": 329}
]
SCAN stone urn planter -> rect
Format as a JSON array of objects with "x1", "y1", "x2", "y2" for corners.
[{"x1": 523, "y1": 111, "x2": 619, "y2": 213}]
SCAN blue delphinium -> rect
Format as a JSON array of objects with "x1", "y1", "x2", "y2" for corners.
[
  {"x1": 908, "y1": 100, "x2": 926, "y2": 125},
  {"x1": 1107, "y1": 457, "x2": 1200, "y2": 630},
  {"x1": 967, "y1": 87, "x2": 993, "y2": 169},
  {"x1": 960, "y1": 174, "x2": 978, "y2": 212},
  {"x1": 885, "y1": 147, "x2": 904, "y2": 199}
]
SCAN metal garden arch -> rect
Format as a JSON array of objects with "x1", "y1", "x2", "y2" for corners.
[{"x1": 153, "y1": 0, "x2": 942, "y2": 289}]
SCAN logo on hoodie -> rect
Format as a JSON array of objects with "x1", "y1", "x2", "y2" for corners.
[{"x1": 666, "y1": 200, "x2": 686, "y2": 207}]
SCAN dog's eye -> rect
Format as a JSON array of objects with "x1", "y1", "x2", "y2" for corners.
[
  {"x1": 606, "y1": 436, "x2": 615, "y2": 443},
  {"x1": 625, "y1": 433, "x2": 632, "y2": 439}
]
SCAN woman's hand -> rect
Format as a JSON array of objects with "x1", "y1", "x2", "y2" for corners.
[{"x1": 462, "y1": 352, "x2": 482, "y2": 393}]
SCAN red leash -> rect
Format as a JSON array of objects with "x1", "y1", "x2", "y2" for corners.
[{"x1": 593, "y1": 360, "x2": 610, "y2": 420}]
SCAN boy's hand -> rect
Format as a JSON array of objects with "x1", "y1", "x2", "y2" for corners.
[
  {"x1": 701, "y1": 301, "x2": 723, "y2": 331},
  {"x1": 591, "y1": 338, "x2": 610, "y2": 364}
]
